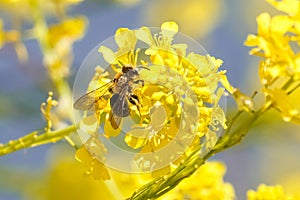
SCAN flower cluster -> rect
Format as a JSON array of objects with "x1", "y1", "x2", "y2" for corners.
[
  {"x1": 247, "y1": 184, "x2": 295, "y2": 200},
  {"x1": 77, "y1": 21, "x2": 233, "y2": 179},
  {"x1": 0, "y1": 0, "x2": 87, "y2": 128},
  {"x1": 245, "y1": 0, "x2": 300, "y2": 123}
]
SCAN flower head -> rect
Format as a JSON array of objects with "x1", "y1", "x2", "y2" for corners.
[
  {"x1": 245, "y1": 0, "x2": 300, "y2": 124},
  {"x1": 247, "y1": 184, "x2": 295, "y2": 200},
  {"x1": 76, "y1": 21, "x2": 233, "y2": 173}
]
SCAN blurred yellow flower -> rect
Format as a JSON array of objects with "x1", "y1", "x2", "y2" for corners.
[
  {"x1": 266, "y1": 0, "x2": 299, "y2": 16},
  {"x1": 247, "y1": 184, "x2": 295, "y2": 200},
  {"x1": 277, "y1": 172, "x2": 300, "y2": 200},
  {"x1": 0, "y1": 0, "x2": 83, "y2": 19},
  {"x1": 144, "y1": 0, "x2": 224, "y2": 38},
  {"x1": 44, "y1": 16, "x2": 87, "y2": 81},
  {"x1": 26, "y1": 151, "x2": 116, "y2": 200},
  {"x1": 245, "y1": 0, "x2": 300, "y2": 123},
  {"x1": 158, "y1": 161, "x2": 236, "y2": 200},
  {"x1": 263, "y1": 88, "x2": 300, "y2": 123},
  {"x1": 0, "y1": 19, "x2": 4, "y2": 48}
]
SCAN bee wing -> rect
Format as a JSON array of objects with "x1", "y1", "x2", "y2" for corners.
[
  {"x1": 109, "y1": 111, "x2": 122, "y2": 129},
  {"x1": 110, "y1": 90, "x2": 130, "y2": 117},
  {"x1": 73, "y1": 81, "x2": 114, "y2": 111},
  {"x1": 109, "y1": 87, "x2": 130, "y2": 130}
]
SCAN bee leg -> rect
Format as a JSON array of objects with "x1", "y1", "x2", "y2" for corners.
[
  {"x1": 129, "y1": 94, "x2": 142, "y2": 115},
  {"x1": 134, "y1": 79, "x2": 144, "y2": 87}
]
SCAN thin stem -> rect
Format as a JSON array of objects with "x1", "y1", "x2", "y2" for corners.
[
  {"x1": 287, "y1": 82, "x2": 300, "y2": 95},
  {"x1": 281, "y1": 77, "x2": 294, "y2": 91},
  {"x1": 0, "y1": 124, "x2": 77, "y2": 156}
]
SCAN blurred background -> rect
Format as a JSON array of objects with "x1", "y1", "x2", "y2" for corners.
[{"x1": 0, "y1": 0, "x2": 300, "y2": 199}]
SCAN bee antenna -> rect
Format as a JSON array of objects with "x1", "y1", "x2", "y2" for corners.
[{"x1": 137, "y1": 66, "x2": 150, "y2": 71}]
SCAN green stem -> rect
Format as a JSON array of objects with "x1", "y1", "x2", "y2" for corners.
[{"x1": 0, "y1": 125, "x2": 77, "y2": 156}]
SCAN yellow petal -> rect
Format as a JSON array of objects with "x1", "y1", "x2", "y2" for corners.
[
  {"x1": 271, "y1": 15, "x2": 294, "y2": 34},
  {"x1": 186, "y1": 52, "x2": 211, "y2": 76},
  {"x1": 115, "y1": 28, "x2": 137, "y2": 50},
  {"x1": 135, "y1": 26, "x2": 154, "y2": 45},
  {"x1": 92, "y1": 159, "x2": 111, "y2": 180},
  {"x1": 79, "y1": 114, "x2": 99, "y2": 135},
  {"x1": 263, "y1": 88, "x2": 299, "y2": 122},
  {"x1": 160, "y1": 21, "x2": 178, "y2": 39},
  {"x1": 75, "y1": 146, "x2": 93, "y2": 165},
  {"x1": 257, "y1": 12, "x2": 271, "y2": 37},
  {"x1": 149, "y1": 103, "x2": 167, "y2": 129},
  {"x1": 244, "y1": 34, "x2": 260, "y2": 47},
  {"x1": 125, "y1": 129, "x2": 149, "y2": 149},
  {"x1": 98, "y1": 46, "x2": 117, "y2": 64},
  {"x1": 266, "y1": 0, "x2": 299, "y2": 16},
  {"x1": 76, "y1": 146, "x2": 110, "y2": 180},
  {"x1": 145, "y1": 47, "x2": 158, "y2": 56},
  {"x1": 220, "y1": 73, "x2": 234, "y2": 94}
]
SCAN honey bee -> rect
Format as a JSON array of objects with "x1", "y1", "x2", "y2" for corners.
[{"x1": 73, "y1": 65, "x2": 146, "y2": 129}]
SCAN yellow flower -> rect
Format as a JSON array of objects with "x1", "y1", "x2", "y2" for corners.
[
  {"x1": 110, "y1": 170, "x2": 153, "y2": 198},
  {"x1": 247, "y1": 184, "x2": 295, "y2": 200},
  {"x1": 76, "y1": 21, "x2": 233, "y2": 173},
  {"x1": 263, "y1": 88, "x2": 300, "y2": 123},
  {"x1": 135, "y1": 21, "x2": 187, "y2": 67},
  {"x1": 277, "y1": 172, "x2": 300, "y2": 200},
  {"x1": 266, "y1": 0, "x2": 299, "y2": 16},
  {"x1": 0, "y1": 19, "x2": 4, "y2": 48},
  {"x1": 98, "y1": 28, "x2": 137, "y2": 69},
  {"x1": 44, "y1": 16, "x2": 87, "y2": 81},
  {"x1": 158, "y1": 161, "x2": 236, "y2": 200},
  {"x1": 245, "y1": 0, "x2": 300, "y2": 123},
  {"x1": 0, "y1": 0, "x2": 83, "y2": 19},
  {"x1": 24, "y1": 149, "x2": 116, "y2": 200},
  {"x1": 143, "y1": 0, "x2": 224, "y2": 38}
]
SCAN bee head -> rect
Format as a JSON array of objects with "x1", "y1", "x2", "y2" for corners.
[{"x1": 122, "y1": 65, "x2": 134, "y2": 73}]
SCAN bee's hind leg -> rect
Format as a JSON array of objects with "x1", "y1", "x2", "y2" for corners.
[{"x1": 129, "y1": 94, "x2": 142, "y2": 116}]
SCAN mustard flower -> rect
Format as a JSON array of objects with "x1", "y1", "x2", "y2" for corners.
[
  {"x1": 0, "y1": 0, "x2": 83, "y2": 19},
  {"x1": 43, "y1": 16, "x2": 87, "y2": 81},
  {"x1": 26, "y1": 153, "x2": 116, "y2": 200},
  {"x1": 0, "y1": 19, "x2": 4, "y2": 48},
  {"x1": 144, "y1": 0, "x2": 224, "y2": 38},
  {"x1": 98, "y1": 28, "x2": 137, "y2": 69},
  {"x1": 76, "y1": 21, "x2": 233, "y2": 174},
  {"x1": 247, "y1": 184, "x2": 295, "y2": 200},
  {"x1": 245, "y1": 0, "x2": 300, "y2": 124}
]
